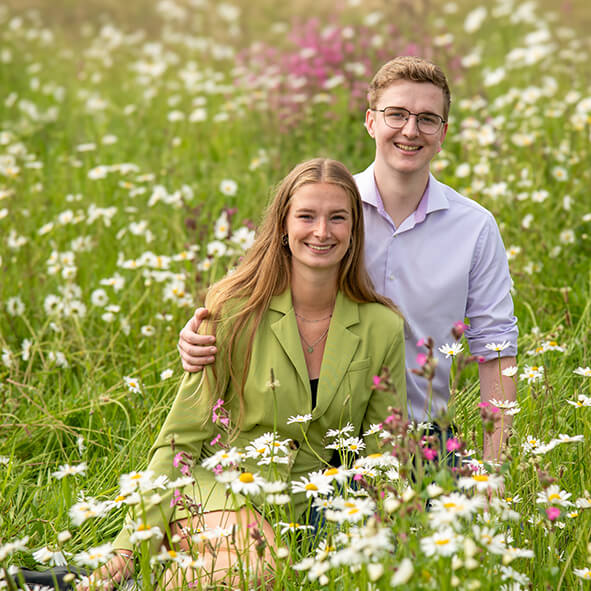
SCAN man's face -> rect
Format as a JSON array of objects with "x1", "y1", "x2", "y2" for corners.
[{"x1": 365, "y1": 80, "x2": 448, "y2": 179}]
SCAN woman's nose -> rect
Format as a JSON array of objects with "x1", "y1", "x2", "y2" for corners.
[{"x1": 314, "y1": 218, "x2": 329, "y2": 239}]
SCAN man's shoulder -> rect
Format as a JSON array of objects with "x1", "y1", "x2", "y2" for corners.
[
  {"x1": 430, "y1": 175, "x2": 495, "y2": 221},
  {"x1": 353, "y1": 163, "x2": 374, "y2": 198}
]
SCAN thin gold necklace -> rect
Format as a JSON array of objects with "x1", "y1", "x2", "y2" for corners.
[
  {"x1": 299, "y1": 326, "x2": 330, "y2": 353},
  {"x1": 295, "y1": 311, "x2": 333, "y2": 323}
]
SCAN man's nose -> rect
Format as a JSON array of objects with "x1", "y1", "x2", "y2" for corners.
[{"x1": 401, "y1": 114, "x2": 419, "y2": 136}]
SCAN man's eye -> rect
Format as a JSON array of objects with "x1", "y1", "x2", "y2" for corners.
[
  {"x1": 386, "y1": 110, "x2": 407, "y2": 120},
  {"x1": 419, "y1": 115, "x2": 440, "y2": 125}
]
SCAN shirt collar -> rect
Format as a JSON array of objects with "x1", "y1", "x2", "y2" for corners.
[{"x1": 358, "y1": 163, "x2": 449, "y2": 231}]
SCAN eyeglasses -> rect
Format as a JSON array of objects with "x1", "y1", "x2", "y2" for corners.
[{"x1": 371, "y1": 107, "x2": 446, "y2": 135}]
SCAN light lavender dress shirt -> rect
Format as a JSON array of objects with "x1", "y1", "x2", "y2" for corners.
[{"x1": 355, "y1": 163, "x2": 518, "y2": 422}]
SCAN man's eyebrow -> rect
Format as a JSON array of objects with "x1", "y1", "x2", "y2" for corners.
[{"x1": 386, "y1": 106, "x2": 443, "y2": 117}]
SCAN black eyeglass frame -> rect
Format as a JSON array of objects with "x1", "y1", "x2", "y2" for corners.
[{"x1": 371, "y1": 107, "x2": 447, "y2": 135}]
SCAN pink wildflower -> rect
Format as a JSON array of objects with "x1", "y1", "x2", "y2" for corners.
[
  {"x1": 372, "y1": 375, "x2": 381, "y2": 387},
  {"x1": 452, "y1": 321, "x2": 467, "y2": 339},
  {"x1": 478, "y1": 402, "x2": 491, "y2": 409},
  {"x1": 173, "y1": 452, "x2": 184, "y2": 467},
  {"x1": 446, "y1": 437, "x2": 461, "y2": 452},
  {"x1": 417, "y1": 338, "x2": 425, "y2": 347},
  {"x1": 423, "y1": 448, "x2": 438, "y2": 461},
  {"x1": 213, "y1": 464, "x2": 223, "y2": 475},
  {"x1": 210, "y1": 434, "x2": 221, "y2": 446},
  {"x1": 546, "y1": 507, "x2": 560, "y2": 521},
  {"x1": 416, "y1": 353, "x2": 427, "y2": 366},
  {"x1": 170, "y1": 489, "x2": 182, "y2": 508}
]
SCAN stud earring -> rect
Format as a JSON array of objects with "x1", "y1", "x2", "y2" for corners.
[{"x1": 281, "y1": 234, "x2": 289, "y2": 247}]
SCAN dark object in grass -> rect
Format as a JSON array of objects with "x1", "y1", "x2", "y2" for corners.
[{"x1": 9, "y1": 566, "x2": 90, "y2": 591}]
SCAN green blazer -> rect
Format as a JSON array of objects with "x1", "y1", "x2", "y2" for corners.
[{"x1": 114, "y1": 290, "x2": 406, "y2": 552}]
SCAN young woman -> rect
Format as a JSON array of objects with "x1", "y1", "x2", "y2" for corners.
[{"x1": 91, "y1": 158, "x2": 406, "y2": 589}]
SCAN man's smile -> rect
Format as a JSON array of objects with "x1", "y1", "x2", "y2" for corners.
[{"x1": 394, "y1": 143, "x2": 422, "y2": 152}]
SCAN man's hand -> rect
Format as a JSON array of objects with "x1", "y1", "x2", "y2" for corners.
[
  {"x1": 479, "y1": 356, "x2": 517, "y2": 462},
  {"x1": 177, "y1": 308, "x2": 217, "y2": 372}
]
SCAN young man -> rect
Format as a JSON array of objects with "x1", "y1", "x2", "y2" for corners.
[{"x1": 176, "y1": 56, "x2": 518, "y2": 460}]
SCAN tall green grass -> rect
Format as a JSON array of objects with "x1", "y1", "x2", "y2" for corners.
[{"x1": 1, "y1": 0, "x2": 591, "y2": 588}]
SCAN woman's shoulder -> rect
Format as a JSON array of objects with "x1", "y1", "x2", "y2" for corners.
[
  {"x1": 207, "y1": 295, "x2": 248, "y2": 324},
  {"x1": 356, "y1": 300, "x2": 404, "y2": 333}
]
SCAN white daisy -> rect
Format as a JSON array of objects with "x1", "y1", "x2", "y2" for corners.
[
  {"x1": 230, "y1": 471, "x2": 265, "y2": 496},
  {"x1": 438, "y1": 342, "x2": 464, "y2": 358},
  {"x1": 485, "y1": 341, "x2": 511, "y2": 352},
  {"x1": 420, "y1": 527, "x2": 460, "y2": 557},
  {"x1": 287, "y1": 413, "x2": 313, "y2": 424},
  {"x1": 74, "y1": 543, "x2": 114, "y2": 569},
  {"x1": 536, "y1": 485, "x2": 573, "y2": 507},
  {"x1": 52, "y1": 462, "x2": 87, "y2": 479},
  {"x1": 291, "y1": 471, "x2": 333, "y2": 498}
]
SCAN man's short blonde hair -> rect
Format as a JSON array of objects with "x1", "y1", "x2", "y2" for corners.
[{"x1": 368, "y1": 56, "x2": 451, "y2": 120}]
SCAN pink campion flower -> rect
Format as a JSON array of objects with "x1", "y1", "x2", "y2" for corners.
[
  {"x1": 416, "y1": 353, "x2": 427, "y2": 366},
  {"x1": 213, "y1": 398, "x2": 225, "y2": 411},
  {"x1": 423, "y1": 448, "x2": 437, "y2": 461},
  {"x1": 477, "y1": 356, "x2": 486, "y2": 363},
  {"x1": 417, "y1": 338, "x2": 425, "y2": 347},
  {"x1": 219, "y1": 417, "x2": 229, "y2": 426},
  {"x1": 478, "y1": 402, "x2": 491, "y2": 409},
  {"x1": 452, "y1": 321, "x2": 468, "y2": 339},
  {"x1": 353, "y1": 473, "x2": 363, "y2": 481},
  {"x1": 446, "y1": 438, "x2": 461, "y2": 452},
  {"x1": 372, "y1": 375, "x2": 381, "y2": 387},
  {"x1": 170, "y1": 489, "x2": 182, "y2": 508},
  {"x1": 210, "y1": 434, "x2": 221, "y2": 446},
  {"x1": 546, "y1": 507, "x2": 560, "y2": 521},
  {"x1": 213, "y1": 464, "x2": 223, "y2": 475},
  {"x1": 180, "y1": 464, "x2": 191, "y2": 476}
]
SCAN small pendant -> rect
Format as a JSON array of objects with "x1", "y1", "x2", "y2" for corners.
[{"x1": 307, "y1": 346, "x2": 314, "y2": 353}]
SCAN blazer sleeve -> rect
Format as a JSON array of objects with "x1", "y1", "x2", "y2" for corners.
[
  {"x1": 362, "y1": 316, "x2": 406, "y2": 456},
  {"x1": 112, "y1": 366, "x2": 225, "y2": 552}
]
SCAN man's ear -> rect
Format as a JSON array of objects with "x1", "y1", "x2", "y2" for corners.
[
  {"x1": 365, "y1": 109, "x2": 376, "y2": 139},
  {"x1": 439, "y1": 122, "x2": 448, "y2": 146}
]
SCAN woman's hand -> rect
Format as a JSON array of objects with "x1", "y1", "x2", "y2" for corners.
[{"x1": 77, "y1": 551, "x2": 134, "y2": 591}]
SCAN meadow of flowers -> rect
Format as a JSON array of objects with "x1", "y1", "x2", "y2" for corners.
[{"x1": 1, "y1": 0, "x2": 591, "y2": 588}]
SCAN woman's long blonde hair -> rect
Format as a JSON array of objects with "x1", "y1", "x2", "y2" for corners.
[{"x1": 202, "y1": 158, "x2": 398, "y2": 423}]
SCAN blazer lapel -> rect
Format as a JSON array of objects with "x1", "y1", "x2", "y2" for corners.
[
  {"x1": 269, "y1": 290, "x2": 311, "y2": 393},
  {"x1": 314, "y1": 291, "x2": 360, "y2": 417}
]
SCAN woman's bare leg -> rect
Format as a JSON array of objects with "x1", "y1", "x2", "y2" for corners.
[{"x1": 162, "y1": 507, "x2": 276, "y2": 590}]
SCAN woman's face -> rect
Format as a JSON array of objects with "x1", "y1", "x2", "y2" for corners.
[{"x1": 284, "y1": 182, "x2": 353, "y2": 278}]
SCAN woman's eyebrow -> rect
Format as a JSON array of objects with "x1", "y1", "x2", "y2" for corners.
[{"x1": 294, "y1": 207, "x2": 350, "y2": 214}]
